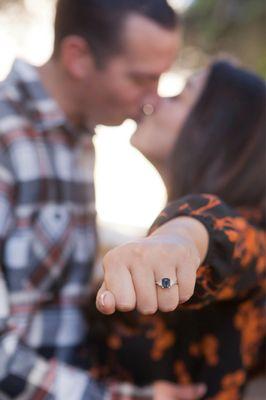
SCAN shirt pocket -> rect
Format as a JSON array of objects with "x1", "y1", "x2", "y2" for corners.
[{"x1": 27, "y1": 204, "x2": 74, "y2": 291}]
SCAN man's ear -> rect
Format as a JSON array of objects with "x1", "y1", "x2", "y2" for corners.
[{"x1": 59, "y1": 35, "x2": 96, "y2": 79}]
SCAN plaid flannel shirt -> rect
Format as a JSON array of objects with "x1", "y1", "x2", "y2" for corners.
[{"x1": 0, "y1": 59, "x2": 107, "y2": 399}]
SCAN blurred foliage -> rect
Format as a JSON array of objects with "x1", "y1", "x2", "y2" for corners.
[
  {"x1": 0, "y1": 0, "x2": 25, "y2": 18},
  {"x1": 183, "y1": 0, "x2": 266, "y2": 77},
  {"x1": 0, "y1": 0, "x2": 23, "y2": 8}
]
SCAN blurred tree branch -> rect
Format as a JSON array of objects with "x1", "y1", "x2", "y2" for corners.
[
  {"x1": 183, "y1": 0, "x2": 266, "y2": 76},
  {"x1": 0, "y1": 0, "x2": 24, "y2": 8}
]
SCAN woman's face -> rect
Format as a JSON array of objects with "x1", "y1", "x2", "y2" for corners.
[{"x1": 131, "y1": 71, "x2": 207, "y2": 169}]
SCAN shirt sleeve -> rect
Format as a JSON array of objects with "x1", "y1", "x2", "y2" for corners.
[
  {"x1": 149, "y1": 194, "x2": 266, "y2": 307},
  {"x1": 0, "y1": 333, "x2": 107, "y2": 400},
  {"x1": 0, "y1": 153, "x2": 107, "y2": 399}
]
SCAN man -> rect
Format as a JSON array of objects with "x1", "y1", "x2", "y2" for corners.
[{"x1": 0, "y1": 1, "x2": 182, "y2": 399}]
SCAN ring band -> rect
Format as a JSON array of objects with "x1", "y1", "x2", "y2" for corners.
[
  {"x1": 142, "y1": 103, "x2": 154, "y2": 116},
  {"x1": 155, "y1": 278, "x2": 178, "y2": 289}
]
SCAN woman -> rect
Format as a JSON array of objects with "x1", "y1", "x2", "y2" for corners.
[{"x1": 89, "y1": 61, "x2": 266, "y2": 399}]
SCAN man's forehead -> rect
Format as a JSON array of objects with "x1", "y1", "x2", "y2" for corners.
[{"x1": 121, "y1": 14, "x2": 180, "y2": 67}]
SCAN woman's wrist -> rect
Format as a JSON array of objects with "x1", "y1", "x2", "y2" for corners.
[{"x1": 150, "y1": 216, "x2": 209, "y2": 264}]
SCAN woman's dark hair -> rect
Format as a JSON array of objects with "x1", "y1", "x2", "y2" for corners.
[
  {"x1": 53, "y1": 0, "x2": 179, "y2": 64},
  {"x1": 168, "y1": 61, "x2": 266, "y2": 214}
]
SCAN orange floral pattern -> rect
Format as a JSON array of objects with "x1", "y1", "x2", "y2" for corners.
[
  {"x1": 89, "y1": 194, "x2": 265, "y2": 399},
  {"x1": 144, "y1": 315, "x2": 175, "y2": 361},
  {"x1": 209, "y1": 370, "x2": 246, "y2": 400},
  {"x1": 189, "y1": 335, "x2": 219, "y2": 367}
]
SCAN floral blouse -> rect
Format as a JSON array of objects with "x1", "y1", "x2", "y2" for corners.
[{"x1": 87, "y1": 194, "x2": 266, "y2": 400}]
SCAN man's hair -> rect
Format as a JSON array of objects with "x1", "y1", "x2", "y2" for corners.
[{"x1": 53, "y1": 0, "x2": 179, "y2": 64}]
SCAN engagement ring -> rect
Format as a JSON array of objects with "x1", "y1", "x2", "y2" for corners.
[{"x1": 155, "y1": 278, "x2": 178, "y2": 289}]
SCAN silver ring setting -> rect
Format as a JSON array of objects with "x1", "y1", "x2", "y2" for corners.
[{"x1": 155, "y1": 278, "x2": 178, "y2": 289}]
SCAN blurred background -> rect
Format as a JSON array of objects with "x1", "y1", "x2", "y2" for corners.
[
  {"x1": 0, "y1": 0, "x2": 265, "y2": 244},
  {"x1": 0, "y1": 3, "x2": 265, "y2": 397}
]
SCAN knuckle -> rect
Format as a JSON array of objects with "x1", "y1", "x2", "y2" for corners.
[
  {"x1": 103, "y1": 251, "x2": 115, "y2": 268},
  {"x1": 139, "y1": 306, "x2": 158, "y2": 315},
  {"x1": 103, "y1": 254, "x2": 121, "y2": 274},
  {"x1": 179, "y1": 294, "x2": 192, "y2": 304},
  {"x1": 179, "y1": 243, "x2": 192, "y2": 259},
  {"x1": 179, "y1": 289, "x2": 194, "y2": 304},
  {"x1": 131, "y1": 242, "x2": 148, "y2": 261},
  {"x1": 116, "y1": 300, "x2": 135, "y2": 312},
  {"x1": 193, "y1": 253, "x2": 201, "y2": 269},
  {"x1": 159, "y1": 301, "x2": 178, "y2": 313}
]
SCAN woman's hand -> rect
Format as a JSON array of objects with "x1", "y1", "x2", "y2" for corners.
[
  {"x1": 153, "y1": 381, "x2": 206, "y2": 400},
  {"x1": 96, "y1": 217, "x2": 209, "y2": 315},
  {"x1": 109, "y1": 381, "x2": 206, "y2": 400}
]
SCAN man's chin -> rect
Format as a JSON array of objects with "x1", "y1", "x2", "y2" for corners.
[
  {"x1": 98, "y1": 116, "x2": 134, "y2": 127},
  {"x1": 127, "y1": 113, "x2": 144, "y2": 124},
  {"x1": 133, "y1": 115, "x2": 145, "y2": 124},
  {"x1": 96, "y1": 116, "x2": 126, "y2": 127},
  {"x1": 95, "y1": 111, "x2": 142, "y2": 127}
]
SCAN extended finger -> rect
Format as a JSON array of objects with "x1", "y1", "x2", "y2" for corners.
[
  {"x1": 176, "y1": 256, "x2": 199, "y2": 304},
  {"x1": 129, "y1": 263, "x2": 158, "y2": 315},
  {"x1": 154, "y1": 381, "x2": 206, "y2": 400},
  {"x1": 96, "y1": 282, "x2": 116, "y2": 315},
  {"x1": 104, "y1": 262, "x2": 136, "y2": 312},
  {"x1": 172, "y1": 383, "x2": 207, "y2": 399},
  {"x1": 154, "y1": 269, "x2": 179, "y2": 312}
]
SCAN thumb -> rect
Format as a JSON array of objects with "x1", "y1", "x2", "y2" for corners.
[
  {"x1": 96, "y1": 281, "x2": 116, "y2": 315},
  {"x1": 154, "y1": 381, "x2": 207, "y2": 400},
  {"x1": 172, "y1": 383, "x2": 207, "y2": 399}
]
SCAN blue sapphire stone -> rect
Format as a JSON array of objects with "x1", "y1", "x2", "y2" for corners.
[{"x1": 162, "y1": 278, "x2": 171, "y2": 288}]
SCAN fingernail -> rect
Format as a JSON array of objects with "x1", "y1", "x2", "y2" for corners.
[
  {"x1": 100, "y1": 292, "x2": 108, "y2": 307},
  {"x1": 197, "y1": 383, "x2": 207, "y2": 395}
]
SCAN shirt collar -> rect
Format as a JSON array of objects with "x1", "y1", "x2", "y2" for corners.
[{"x1": 7, "y1": 59, "x2": 91, "y2": 139}]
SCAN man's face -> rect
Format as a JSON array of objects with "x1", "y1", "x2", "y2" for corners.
[{"x1": 80, "y1": 15, "x2": 180, "y2": 126}]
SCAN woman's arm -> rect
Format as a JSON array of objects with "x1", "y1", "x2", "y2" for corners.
[
  {"x1": 150, "y1": 194, "x2": 266, "y2": 306},
  {"x1": 97, "y1": 194, "x2": 265, "y2": 315},
  {"x1": 149, "y1": 215, "x2": 209, "y2": 265}
]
